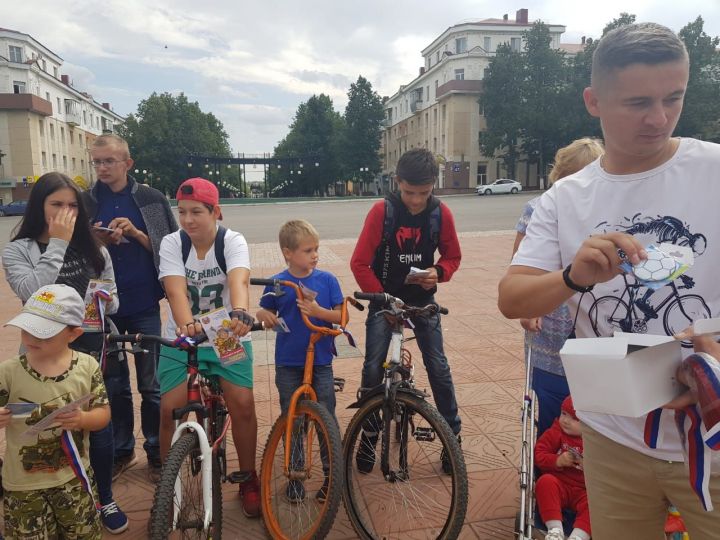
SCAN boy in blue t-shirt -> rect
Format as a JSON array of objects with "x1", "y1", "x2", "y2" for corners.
[{"x1": 255, "y1": 219, "x2": 344, "y2": 503}]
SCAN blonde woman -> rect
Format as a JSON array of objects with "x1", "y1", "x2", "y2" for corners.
[{"x1": 512, "y1": 138, "x2": 604, "y2": 436}]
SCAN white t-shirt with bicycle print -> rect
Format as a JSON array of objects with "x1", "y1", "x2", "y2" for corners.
[
  {"x1": 158, "y1": 227, "x2": 252, "y2": 348},
  {"x1": 513, "y1": 137, "x2": 720, "y2": 462}
]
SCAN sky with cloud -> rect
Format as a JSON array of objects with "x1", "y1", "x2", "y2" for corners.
[{"x1": 4, "y1": 0, "x2": 718, "y2": 157}]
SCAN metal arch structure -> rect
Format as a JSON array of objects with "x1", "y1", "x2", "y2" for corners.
[{"x1": 186, "y1": 153, "x2": 321, "y2": 197}]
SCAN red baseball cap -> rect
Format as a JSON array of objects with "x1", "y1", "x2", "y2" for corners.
[
  {"x1": 176, "y1": 178, "x2": 222, "y2": 219},
  {"x1": 561, "y1": 396, "x2": 578, "y2": 420}
]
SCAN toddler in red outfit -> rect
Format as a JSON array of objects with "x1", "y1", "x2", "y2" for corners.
[{"x1": 534, "y1": 396, "x2": 591, "y2": 540}]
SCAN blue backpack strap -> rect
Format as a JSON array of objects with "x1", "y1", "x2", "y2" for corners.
[
  {"x1": 429, "y1": 204, "x2": 441, "y2": 249},
  {"x1": 215, "y1": 225, "x2": 227, "y2": 274},
  {"x1": 180, "y1": 230, "x2": 192, "y2": 265},
  {"x1": 382, "y1": 198, "x2": 394, "y2": 246}
]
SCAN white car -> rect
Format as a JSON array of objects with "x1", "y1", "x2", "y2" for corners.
[{"x1": 476, "y1": 179, "x2": 523, "y2": 195}]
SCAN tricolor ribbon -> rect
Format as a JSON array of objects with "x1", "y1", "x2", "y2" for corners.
[
  {"x1": 93, "y1": 289, "x2": 112, "y2": 372},
  {"x1": 173, "y1": 335, "x2": 196, "y2": 350},
  {"x1": 331, "y1": 326, "x2": 357, "y2": 357},
  {"x1": 60, "y1": 430, "x2": 100, "y2": 512},
  {"x1": 644, "y1": 352, "x2": 720, "y2": 511}
]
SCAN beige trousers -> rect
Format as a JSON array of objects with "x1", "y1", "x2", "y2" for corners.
[{"x1": 581, "y1": 423, "x2": 720, "y2": 540}]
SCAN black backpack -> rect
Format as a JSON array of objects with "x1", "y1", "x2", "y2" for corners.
[{"x1": 180, "y1": 226, "x2": 227, "y2": 274}]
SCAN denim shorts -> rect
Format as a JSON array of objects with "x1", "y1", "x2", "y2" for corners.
[{"x1": 158, "y1": 342, "x2": 254, "y2": 394}]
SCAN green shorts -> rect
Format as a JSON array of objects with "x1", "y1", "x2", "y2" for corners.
[
  {"x1": 158, "y1": 342, "x2": 254, "y2": 394},
  {"x1": 4, "y1": 473, "x2": 102, "y2": 539}
]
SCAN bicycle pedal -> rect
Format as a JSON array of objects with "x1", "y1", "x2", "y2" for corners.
[
  {"x1": 334, "y1": 377, "x2": 346, "y2": 393},
  {"x1": 414, "y1": 427, "x2": 436, "y2": 442},
  {"x1": 227, "y1": 471, "x2": 252, "y2": 484}
]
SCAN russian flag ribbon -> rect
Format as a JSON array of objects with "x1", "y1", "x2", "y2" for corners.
[
  {"x1": 645, "y1": 353, "x2": 720, "y2": 512},
  {"x1": 331, "y1": 326, "x2": 357, "y2": 357},
  {"x1": 60, "y1": 430, "x2": 100, "y2": 512}
]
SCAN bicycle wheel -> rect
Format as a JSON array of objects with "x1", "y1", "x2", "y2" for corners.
[
  {"x1": 664, "y1": 294, "x2": 711, "y2": 337},
  {"x1": 589, "y1": 296, "x2": 630, "y2": 336},
  {"x1": 260, "y1": 400, "x2": 343, "y2": 540},
  {"x1": 149, "y1": 432, "x2": 221, "y2": 540},
  {"x1": 343, "y1": 392, "x2": 468, "y2": 540}
]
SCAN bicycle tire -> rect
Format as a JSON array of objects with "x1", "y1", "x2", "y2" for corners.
[
  {"x1": 260, "y1": 399, "x2": 343, "y2": 540},
  {"x1": 149, "y1": 432, "x2": 221, "y2": 540},
  {"x1": 343, "y1": 392, "x2": 468, "y2": 540},
  {"x1": 589, "y1": 296, "x2": 630, "y2": 336},
  {"x1": 664, "y1": 294, "x2": 710, "y2": 337}
]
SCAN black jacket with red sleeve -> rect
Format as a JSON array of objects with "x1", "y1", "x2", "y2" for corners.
[{"x1": 350, "y1": 193, "x2": 461, "y2": 305}]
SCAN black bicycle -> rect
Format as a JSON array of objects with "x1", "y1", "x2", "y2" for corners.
[{"x1": 342, "y1": 292, "x2": 468, "y2": 540}]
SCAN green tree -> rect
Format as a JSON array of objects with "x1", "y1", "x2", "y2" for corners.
[
  {"x1": 271, "y1": 94, "x2": 344, "y2": 196},
  {"x1": 676, "y1": 16, "x2": 720, "y2": 141},
  {"x1": 479, "y1": 43, "x2": 525, "y2": 178},
  {"x1": 116, "y1": 93, "x2": 231, "y2": 194},
  {"x1": 519, "y1": 23, "x2": 570, "y2": 178},
  {"x1": 342, "y1": 76, "x2": 385, "y2": 191}
]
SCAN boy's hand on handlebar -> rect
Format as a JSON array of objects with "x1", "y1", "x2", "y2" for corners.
[
  {"x1": 229, "y1": 312, "x2": 253, "y2": 337},
  {"x1": 255, "y1": 309, "x2": 279, "y2": 329},
  {"x1": 569, "y1": 232, "x2": 647, "y2": 289},
  {"x1": 176, "y1": 321, "x2": 203, "y2": 338},
  {"x1": 297, "y1": 297, "x2": 322, "y2": 318}
]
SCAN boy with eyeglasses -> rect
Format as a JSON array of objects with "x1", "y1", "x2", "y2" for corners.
[{"x1": 81, "y1": 134, "x2": 178, "y2": 483}]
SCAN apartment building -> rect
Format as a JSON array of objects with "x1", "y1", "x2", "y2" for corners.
[
  {"x1": 381, "y1": 9, "x2": 567, "y2": 192},
  {"x1": 0, "y1": 28, "x2": 124, "y2": 203}
]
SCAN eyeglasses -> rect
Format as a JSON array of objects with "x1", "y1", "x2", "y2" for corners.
[{"x1": 91, "y1": 159, "x2": 124, "y2": 168}]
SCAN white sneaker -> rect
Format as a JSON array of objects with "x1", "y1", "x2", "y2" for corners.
[{"x1": 545, "y1": 528, "x2": 565, "y2": 540}]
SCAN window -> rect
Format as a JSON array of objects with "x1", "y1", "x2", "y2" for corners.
[
  {"x1": 60, "y1": 127, "x2": 65, "y2": 143},
  {"x1": 477, "y1": 163, "x2": 487, "y2": 185},
  {"x1": 81, "y1": 159, "x2": 85, "y2": 171},
  {"x1": 483, "y1": 67, "x2": 490, "y2": 79},
  {"x1": 426, "y1": 86, "x2": 429, "y2": 101},
  {"x1": 52, "y1": 154, "x2": 57, "y2": 168},
  {"x1": 42, "y1": 59, "x2": 47, "y2": 71},
  {"x1": 12, "y1": 81, "x2": 26, "y2": 94},
  {"x1": 57, "y1": 97, "x2": 61, "y2": 114},
  {"x1": 63, "y1": 156, "x2": 67, "y2": 170},
  {"x1": 9, "y1": 45, "x2": 23, "y2": 63},
  {"x1": 83, "y1": 111, "x2": 87, "y2": 125},
  {"x1": 42, "y1": 152, "x2": 47, "y2": 168},
  {"x1": 72, "y1": 157, "x2": 76, "y2": 171},
  {"x1": 50, "y1": 124, "x2": 55, "y2": 140},
  {"x1": 484, "y1": 37, "x2": 491, "y2": 51},
  {"x1": 39, "y1": 120, "x2": 45, "y2": 137},
  {"x1": 53, "y1": 66, "x2": 58, "y2": 78},
  {"x1": 435, "y1": 80, "x2": 438, "y2": 91},
  {"x1": 46, "y1": 92, "x2": 51, "y2": 102},
  {"x1": 511, "y1": 37, "x2": 521, "y2": 52},
  {"x1": 436, "y1": 51, "x2": 440, "y2": 63},
  {"x1": 455, "y1": 37, "x2": 467, "y2": 54},
  {"x1": 454, "y1": 69, "x2": 465, "y2": 81}
]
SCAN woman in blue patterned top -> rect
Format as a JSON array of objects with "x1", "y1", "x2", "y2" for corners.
[{"x1": 512, "y1": 138, "x2": 604, "y2": 436}]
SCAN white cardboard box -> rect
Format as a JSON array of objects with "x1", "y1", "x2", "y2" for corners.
[{"x1": 559, "y1": 333, "x2": 682, "y2": 417}]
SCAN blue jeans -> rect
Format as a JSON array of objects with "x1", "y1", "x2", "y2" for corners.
[
  {"x1": 360, "y1": 302, "x2": 461, "y2": 435},
  {"x1": 531, "y1": 367, "x2": 570, "y2": 438},
  {"x1": 275, "y1": 364, "x2": 337, "y2": 473},
  {"x1": 106, "y1": 307, "x2": 161, "y2": 461}
]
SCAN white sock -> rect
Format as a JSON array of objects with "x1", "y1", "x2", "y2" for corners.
[
  {"x1": 570, "y1": 528, "x2": 590, "y2": 540},
  {"x1": 546, "y1": 520, "x2": 563, "y2": 531}
]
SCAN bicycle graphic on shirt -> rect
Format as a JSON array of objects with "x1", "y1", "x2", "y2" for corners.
[{"x1": 586, "y1": 272, "x2": 710, "y2": 342}]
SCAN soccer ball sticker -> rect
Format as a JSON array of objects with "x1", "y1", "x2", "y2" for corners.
[{"x1": 632, "y1": 249, "x2": 678, "y2": 282}]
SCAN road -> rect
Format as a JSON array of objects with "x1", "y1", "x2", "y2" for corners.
[{"x1": 0, "y1": 192, "x2": 537, "y2": 247}]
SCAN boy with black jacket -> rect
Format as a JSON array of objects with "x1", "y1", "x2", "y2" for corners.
[{"x1": 350, "y1": 148, "x2": 462, "y2": 473}]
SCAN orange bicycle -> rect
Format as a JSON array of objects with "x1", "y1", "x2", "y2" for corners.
[{"x1": 250, "y1": 278, "x2": 363, "y2": 540}]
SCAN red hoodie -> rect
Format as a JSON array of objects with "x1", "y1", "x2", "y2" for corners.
[
  {"x1": 534, "y1": 419, "x2": 586, "y2": 489},
  {"x1": 350, "y1": 194, "x2": 461, "y2": 304}
]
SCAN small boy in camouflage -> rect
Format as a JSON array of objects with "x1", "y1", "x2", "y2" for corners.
[{"x1": 0, "y1": 284, "x2": 110, "y2": 539}]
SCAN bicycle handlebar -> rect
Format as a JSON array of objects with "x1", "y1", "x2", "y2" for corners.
[
  {"x1": 251, "y1": 278, "x2": 362, "y2": 334},
  {"x1": 106, "y1": 322, "x2": 265, "y2": 349},
  {"x1": 353, "y1": 291, "x2": 449, "y2": 316}
]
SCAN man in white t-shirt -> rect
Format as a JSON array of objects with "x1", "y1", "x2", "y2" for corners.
[{"x1": 499, "y1": 23, "x2": 720, "y2": 539}]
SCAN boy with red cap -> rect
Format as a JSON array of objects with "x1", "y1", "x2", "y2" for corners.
[
  {"x1": 534, "y1": 396, "x2": 590, "y2": 540},
  {"x1": 157, "y1": 177, "x2": 260, "y2": 517}
]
